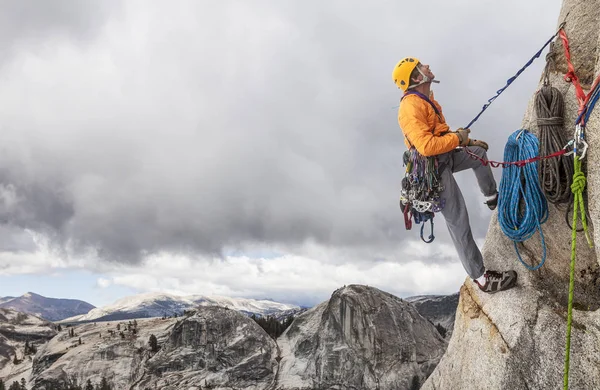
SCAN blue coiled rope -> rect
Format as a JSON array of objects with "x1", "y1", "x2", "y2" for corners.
[{"x1": 498, "y1": 129, "x2": 549, "y2": 270}]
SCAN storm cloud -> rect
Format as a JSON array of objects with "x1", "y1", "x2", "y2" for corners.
[{"x1": 0, "y1": 0, "x2": 562, "y2": 264}]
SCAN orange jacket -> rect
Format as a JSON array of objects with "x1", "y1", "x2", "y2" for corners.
[{"x1": 398, "y1": 91, "x2": 459, "y2": 156}]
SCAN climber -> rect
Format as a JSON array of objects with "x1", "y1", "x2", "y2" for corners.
[{"x1": 392, "y1": 57, "x2": 517, "y2": 293}]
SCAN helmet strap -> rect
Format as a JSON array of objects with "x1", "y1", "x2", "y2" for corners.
[{"x1": 408, "y1": 67, "x2": 440, "y2": 89}]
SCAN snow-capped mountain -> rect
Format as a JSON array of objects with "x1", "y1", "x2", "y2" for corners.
[
  {"x1": 60, "y1": 291, "x2": 302, "y2": 323},
  {"x1": 0, "y1": 292, "x2": 95, "y2": 322}
]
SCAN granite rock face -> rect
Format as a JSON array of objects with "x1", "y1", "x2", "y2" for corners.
[
  {"x1": 30, "y1": 307, "x2": 278, "y2": 390},
  {"x1": 422, "y1": 2, "x2": 600, "y2": 389},
  {"x1": 406, "y1": 293, "x2": 459, "y2": 338},
  {"x1": 0, "y1": 308, "x2": 57, "y2": 386},
  {"x1": 138, "y1": 306, "x2": 278, "y2": 390},
  {"x1": 4, "y1": 287, "x2": 453, "y2": 389},
  {"x1": 276, "y1": 285, "x2": 447, "y2": 390}
]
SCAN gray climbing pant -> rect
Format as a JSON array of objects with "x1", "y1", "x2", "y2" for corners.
[{"x1": 437, "y1": 146, "x2": 497, "y2": 280}]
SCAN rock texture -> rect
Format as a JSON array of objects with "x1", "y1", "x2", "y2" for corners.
[
  {"x1": 0, "y1": 286, "x2": 453, "y2": 389},
  {"x1": 30, "y1": 307, "x2": 278, "y2": 390},
  {"x1": 136, "y1": 306, "x2": 278, "y2": 390},
  {"x1": 406, "y1": 293, "x2": 459, "y2": 338},
  {"x1": 0, "y1": 308, "x2": 57, "y2": 385},
  {"x1": 276, "y1": 285, "x2": 447, "y2": 390},
  {"x1": 422, "y1": 2, "x2": 600, "y2": 389}
]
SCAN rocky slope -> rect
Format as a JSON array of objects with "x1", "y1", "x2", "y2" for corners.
[
  {"x1": 0, "y1": 285, "x2": 450, "y2": 389},
  {"x1": 406, "y1": 293, "x2": 459, "y2": 338},
  {"x1": 0, "y1": 308, "x2": 57, "y2": 385},
  {"x1": 422, "y1": 2, "x2": 600, "y2": 389},
  {"x1": 276, "y1": 285, "x2": 447, "y2": 390},
  {"x1": 0, "y1": 293, "x2": 94, "y2": 322},
  {"x1": 29, "y1": 307, "x2": 278, "y2": 390}
]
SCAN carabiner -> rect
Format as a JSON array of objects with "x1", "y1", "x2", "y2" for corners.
[
  {"x1": 420, "y1": 218, "x2": 435, "y2": 244},
  {"x1": 578, "y1": 139, "x2": 589, "y2": 160},
  {"x1": 563, "y1": 139, "x2": 575, "y2": 157}
]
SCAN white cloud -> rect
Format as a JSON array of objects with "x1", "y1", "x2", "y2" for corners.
[
  {"x1": 93, "y1": 243, "x2": 467, "y2": 306},
  {"x1": 0, "y1": 0, "x2": 563, "y2": 304},
  {"x1": 96, "y1": 278, "x2": 112, "y2": 288}
]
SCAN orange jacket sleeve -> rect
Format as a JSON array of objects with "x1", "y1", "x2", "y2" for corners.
[{"x1": 399, "y1": 96, "x2": 459, "y2": 157}]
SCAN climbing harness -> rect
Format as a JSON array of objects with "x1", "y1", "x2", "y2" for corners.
[
  {"x1": 497, "y1": 130, "x2": 549, "y2": 271},
  {"x1": 399, "y1": 90, "x2": 447, "y2": 243},
  {"x1": 400, "y1": 147, "x2": 444, "y2": 243}
]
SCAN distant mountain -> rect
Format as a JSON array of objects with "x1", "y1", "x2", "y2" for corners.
[
  {"x1": 0, "y1": 296, "x2": 15, "y2": 305},
  {"x1": 61, "y1": 292, "x2": 302, "y2": 323},
  {"x1": 0, "y1": 292, "x2": 95, "y2": 322},
  {"x1": 405, "y1": 292, "x2": 459, "y2": 337},
  {"x1": 13, "y1": 285, "x2": 448, "y2": 389},
  {"x1": 276, "y1": 285, "x2": 447, "y2": 389}
]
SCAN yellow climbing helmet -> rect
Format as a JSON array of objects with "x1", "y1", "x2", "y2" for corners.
[{"x1": 392, "y1": 57, "x2": 420, "y2": 91}]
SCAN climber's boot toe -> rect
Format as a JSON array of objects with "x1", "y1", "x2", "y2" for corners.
[{"x1": 476, "y1": 270, "x2": 517, "y2": 293}]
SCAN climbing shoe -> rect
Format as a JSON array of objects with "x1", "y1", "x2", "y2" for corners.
[
  {"x1": 475, "y1": 270, "x2": 517, "y2": 293},
  {"x1": 484, "y1": 192, "x2": 499, "y2": 210}
]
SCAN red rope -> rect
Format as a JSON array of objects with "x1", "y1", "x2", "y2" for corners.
[
  {"x1": 559, "y1": 28, "x2": 600, "y2": 125},
  {"x1": 463, "y1": 147, "x2": 568, "y2": 168},
  {"x1": 559, "y1": 29, "x2": 586, "y2": 111}
]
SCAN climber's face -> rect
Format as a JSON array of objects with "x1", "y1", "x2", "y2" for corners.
[{"x1": 418, "y1": 63, "x2": 435, "y2": 81}]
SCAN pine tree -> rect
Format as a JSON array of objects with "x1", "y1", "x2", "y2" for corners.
[
  {"x1": 435, "y1": 323, "x2": 447, "y2": 338},
  {"x1": 149, "y1": 334, "x2": 158, "y2": 352},
  {"x1": 84, "y1": 379, "x2": 94, "y2": 390},
  {"x1": 0, "y1": 378, "x2": 5, "y2": 390},
  {"x1": 7, "y1": 382, "x2": 19, "y2": 390},
  {"x1": 99, "y1": 377, "x2": 110, "y2": 390},
  {"x1": 20, "y1": 378, "x2": 26, "y2": 390}
]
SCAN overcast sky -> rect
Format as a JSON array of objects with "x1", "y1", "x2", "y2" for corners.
[{"x1": 0, "y1": 0, "x2": 563, "y2": 308}]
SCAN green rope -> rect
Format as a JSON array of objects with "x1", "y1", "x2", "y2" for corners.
[{"x1": 564, "y1": 157, "x2": 592, "y2": 389}]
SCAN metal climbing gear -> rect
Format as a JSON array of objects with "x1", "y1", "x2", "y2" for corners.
[
  {"x1": 400, "y1": 147, "x2": 444, "y2": 243},
  {"x1": 399, "y1": 90, "x2": 447, "y2": 243}
]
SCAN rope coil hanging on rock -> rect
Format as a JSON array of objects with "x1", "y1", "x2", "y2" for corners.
[
  {"x1": 535, "y1": 84, "x2": 573, "y2": 204},
  {"x1": 497, "y1": 130, "x2": 549, "y2": 271}
]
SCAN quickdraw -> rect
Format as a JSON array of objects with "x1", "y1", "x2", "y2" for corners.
[{"x1": 400, "y1": 148, "x2": 444, "y2": 243}]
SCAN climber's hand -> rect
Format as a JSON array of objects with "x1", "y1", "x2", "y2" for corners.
[
  {"x1": 468, "y1": 139, "x2": 489, "y2": 151},
  {"x1": 455, "y1": 128, "x2": 471, "y2": 146}
]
